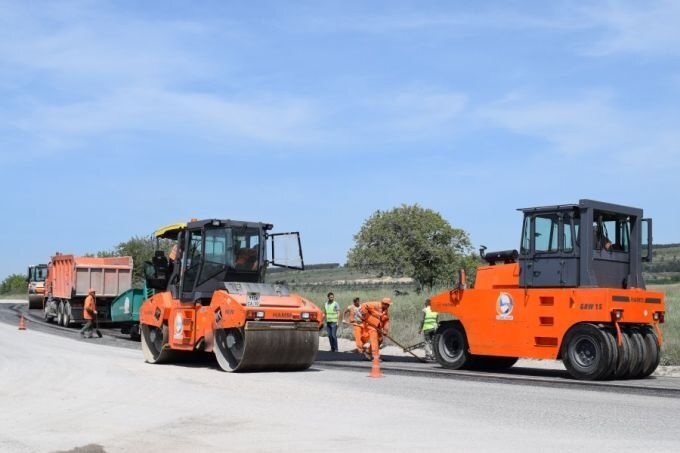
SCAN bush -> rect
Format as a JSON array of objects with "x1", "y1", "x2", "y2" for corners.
[{"x1": 0, "y1": 274, "x2": 27, "y2": 295}]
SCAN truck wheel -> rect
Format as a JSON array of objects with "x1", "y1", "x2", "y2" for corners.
[
  {"x1": 599, "y1": 327, "x2": 618, "y2": 380},
  {"x1": 433, "y1": 322, "x2": 472, "y2": 370},
  {"x1": 613, "y1": 330, "x2": 632, "y2": 379},
  {"x1": 562, "y1": 323, "x2": 614, "y2": 380},
  {"x1": 627, "y1": 328, "x2": 646, "y2": 378},
  {"x1": 130, "y1": 324, "x2": 141, "y2": 341},
  {"x1": 57, "y1": 301, "x2": 64, "y2": 326},
  {"x1": 63, "y1": 302, "x2": 71, "y2": 327},
  {"x1": 638, "y1": 327, "x2": 660, "y2": 378}
]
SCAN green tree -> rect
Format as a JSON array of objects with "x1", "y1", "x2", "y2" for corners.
[
  {"x1": 0, "y1": 274, "x2": 28, "y2": 295},
  {"x1": 89, "y1": 236, "x2": 173, "y2": 285},
  {"x1": 347, "y1": 204, "x2": 475, "y2": 289}
]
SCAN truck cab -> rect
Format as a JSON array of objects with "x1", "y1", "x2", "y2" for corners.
[
  {"x1": 145, "y1": 219, "x2": 304, "y2": 303},
  {"x1": 517, "y1": 199, "x2": 653, "y2": 289}
]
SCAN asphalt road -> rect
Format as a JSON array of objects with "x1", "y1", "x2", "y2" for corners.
[{"x1": 1, "y1": 300, "x2": 680, "y2": 452}]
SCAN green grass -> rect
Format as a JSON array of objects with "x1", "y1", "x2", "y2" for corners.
[
  {"x1": 649, "y1": 283, "x2": 680, "y2": 366},
  {"x1": 268, "y1": 266, "x2": 396, "y2": 285}
]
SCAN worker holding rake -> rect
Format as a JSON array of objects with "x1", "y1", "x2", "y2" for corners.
[{"x1": 359, "y1": 298, "x2": 392, "y2": 361}]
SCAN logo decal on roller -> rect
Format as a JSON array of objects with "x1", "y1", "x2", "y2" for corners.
[
  {"x1": 496, "y1": 292, "x2": 514, "y2": 320},
  {"x1": 174, "y1": 313, "x2": 184, "y2": 339}
]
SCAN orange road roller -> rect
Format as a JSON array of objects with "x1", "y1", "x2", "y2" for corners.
[
  {"x1": 431, "y1": 199, "x2": 664, "y2": 380},
  {"x1": 139, "y1": 219, "x2": 322, "y2": 372}
]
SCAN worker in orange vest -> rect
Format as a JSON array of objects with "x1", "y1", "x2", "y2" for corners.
[
  {"x1": 343, "y1": 297, "x2": 363, "y2": 353},
  {"x1": 359, "y1": 297, "x2": 392, "y2": 361},
  {"x1": 79, "y1": 288, "x2": 98, "y2": 339}
]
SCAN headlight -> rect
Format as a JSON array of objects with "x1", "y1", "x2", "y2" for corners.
[{"x1": 301, "y1": 312, "x2": 310, "y2": 320}]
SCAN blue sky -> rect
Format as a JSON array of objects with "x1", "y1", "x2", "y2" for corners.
[{"x1": 1, "y1": 0, "x2": 679, "y2": 279}]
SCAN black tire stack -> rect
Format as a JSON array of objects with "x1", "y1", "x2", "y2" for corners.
[{"x1": 433, "y1": 321, "x2": 661, "y2": 380}]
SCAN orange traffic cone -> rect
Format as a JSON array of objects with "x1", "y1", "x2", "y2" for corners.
[
  {"x1": 368, "y1": 357, "x2": 384, "y2": 378},
  {"x1": 18, "y1": 314, "x2": 26, "y2": 330}
]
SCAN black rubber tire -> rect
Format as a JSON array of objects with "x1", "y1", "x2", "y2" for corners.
[
  {"x1": 626, "y1": 328, "x2": 646, "y2": 378},
  {"x1": 613, "y1": 330, "x2": 632, "y2": 380},
  {"x1": 469, "y1": 356, "x2": 519, "y2": 371},
  {"x1": 599, "y1": 327, "x2": 619, "y2": 380},
  {"x1": 57, "y1": 301, "x2": 64, "y2": 326},
  {"x1": 63, "y1": 301, "x2": 71, "y2": 328},
  {"x1": 622, "y1": 330, "x2": 639, "y2": 378},
  {"x1": 130, "y1": 324, "x2": 141, "y2": 342},
  {"x1": 562, "y1": 323, "x2": 614, "y2": 381},
  {"x1": 638, "y1": 327, "x2": 661, "y2": 378},
  {"x1": 432, "y1": 322, "x2": 472, "y2": 370}
]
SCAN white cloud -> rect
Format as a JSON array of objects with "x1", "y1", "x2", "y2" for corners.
[
  {"x1": 478, "y1": 91, "x2": 680, "y2": 170},
  {"x1": 295, "y1": 7, "x2": 586, "y2": 35},
  {"x1": 357, "y1": 89, "x2": 468, "y2": 140},
  {"x1": 7, "y1": 88, "x2": 322, "y2": 151},
  {"x1": 0, "y1": 2, "x2": 220, "y2": 86},
  {"x1": 579, "y1": 0, "x2": 680, "y2": 56}
]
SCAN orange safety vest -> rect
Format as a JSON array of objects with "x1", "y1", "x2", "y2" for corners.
[
  {"x1": 359, "y1": 301, "x2": 389, "y2": 331},
  {"x1": 83, "y1": 295, "x2": 96, "y2": 320}
]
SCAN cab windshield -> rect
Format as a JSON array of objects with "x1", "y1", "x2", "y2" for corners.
[
  {"x1": 593, "y1": 211, "x2": 630, "y2": 252},
  {"x1": 197, "y1": 227, "x2": 261, "y2": 285},
  {"x1": 30, "y1": 267, "x2": 47, "y2": 282}
]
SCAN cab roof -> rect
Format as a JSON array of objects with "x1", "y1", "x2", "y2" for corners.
[
  {"x1": 518, "y1": 199, "x2": 642, "y2": 217},
  {"x1": 154, "y1": 222, "x2": 187, "y2": 239},
  {"x1": 154, "y1": 219, "x2": 273, "y2": 239}
]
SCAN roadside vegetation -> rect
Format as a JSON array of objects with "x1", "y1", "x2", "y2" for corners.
[
  {"x1": 650, "y1": 283, "x2": 680, "y2": 365},
  {"x1": 0, "y1": 274, "x2": 26, "y2": 298},
  {"x1": 645, "y1": 243, "x2": 680, "y2": 284}
]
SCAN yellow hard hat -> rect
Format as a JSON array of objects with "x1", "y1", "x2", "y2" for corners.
[{"x1": 381, "y1": 297, "x2": 392, "y2": 305}]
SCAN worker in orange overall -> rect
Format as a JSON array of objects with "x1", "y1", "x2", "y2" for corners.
[
  {"x1": 79, "y1": 288, "x2": 98, "y2": 339},
  {"x1": 342, "y1": 297, "x2": 364, "y2": 353},
  {"x1": 359, "y1": 297, "x2": 392, "y2": 361}
]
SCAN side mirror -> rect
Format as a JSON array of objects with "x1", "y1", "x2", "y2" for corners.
[
  {"x1": 458, "y1": 269, "x2": 467, "y2": 290},
  {"x1": 641, "y1": 218, "x2": 653, "y2": 262}
]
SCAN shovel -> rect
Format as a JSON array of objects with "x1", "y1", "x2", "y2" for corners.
[{"x1": 94, "y1": 311, "x2": 103, "y2": 338}]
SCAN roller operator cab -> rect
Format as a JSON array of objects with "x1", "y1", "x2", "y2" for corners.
[
  {"x1": 26, "y1": 264, "x2": 48, "y2": 309},
  {"x1": 431, "y1": 200, "x2": 665, "y2": 381},
  {"x1": 139, "y1": 219, "x2": 323, "y2": 372}
]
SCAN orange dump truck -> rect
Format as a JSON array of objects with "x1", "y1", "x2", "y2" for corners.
[
  {"x1": 43, "y1": 254, "x2": 133, "y2": 327},
  {"x1": 139, "y1": 219, "x2": 323, "y2": 372},
  {"x1": 431, "y1": 200, "x2": 664, "y2": 381}
]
